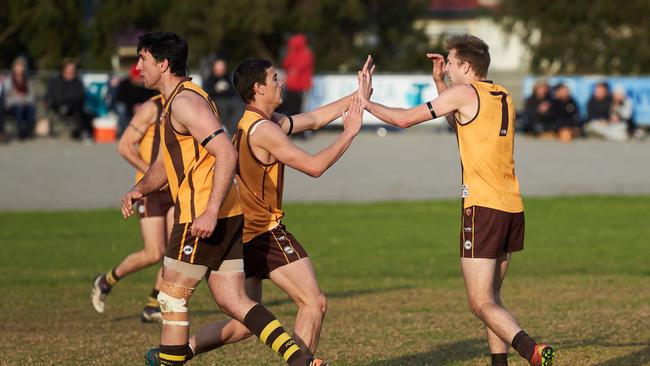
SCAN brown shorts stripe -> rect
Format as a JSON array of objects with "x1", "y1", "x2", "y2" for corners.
[{"x1": 178, "y1": 223, "x2": 190, "y2": 261}]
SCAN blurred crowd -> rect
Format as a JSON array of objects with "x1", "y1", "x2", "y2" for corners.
[
  {"x1": 0, "y1": 34, "x2": 315, "y2": 145},
  {"x1": 521, "y1": 79, "x2": 645, "y2": 142},
  {"x1": 2, "y1": 37, "x2": 647, "y2": 145}
]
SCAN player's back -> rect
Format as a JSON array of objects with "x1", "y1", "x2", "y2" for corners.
[
  {"x1": 456, "y1": 80, "x2": 523, "y2": 213},
  {"x1": 233, "y1": 106, "x2": 285, "y2": 243}
]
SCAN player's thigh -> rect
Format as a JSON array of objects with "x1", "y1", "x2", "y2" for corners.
[
  {"x1": 139, "y1": 216, "x2": 167, "y2": 255},
  {"x1": 161, "y1": 257, "x2": 206, "y2": 289},
  {"x1": 269, "y1": 257, "x2": 323, "y2": 304},
  {"x1": 461, "y1": 257, "x2": 499, "y2": 304}
]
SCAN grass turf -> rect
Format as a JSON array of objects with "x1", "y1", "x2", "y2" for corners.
[{"x1": 1, "y1": 196, "x2": 648, "y2": 365}]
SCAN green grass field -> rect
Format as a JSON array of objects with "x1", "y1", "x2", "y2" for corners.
[{"x1": 1, "y1": 196, "x2": 649, "y2": 365}]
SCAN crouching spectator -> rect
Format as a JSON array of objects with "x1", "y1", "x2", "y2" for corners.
[{"x1": 550, "y1": 84, "x2": 581, "y2": 142}]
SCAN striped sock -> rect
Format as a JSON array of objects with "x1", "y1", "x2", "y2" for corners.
[
  {"x1": 159, "y1": 344, "x2": 188, "y2": 366},
  {"x1": 146, "y1": 289, "x2": 160, "y2": 308},
  {"x1": 243, "y1": 304, "x2": 306, "y2": 366},
  {"x1": 98, "y1": 268, "x2": 120, "y2": 292}
]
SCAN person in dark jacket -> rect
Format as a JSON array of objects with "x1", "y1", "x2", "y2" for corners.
[
  {"x1": 45, "y1": 59, "x2": 90, "y2": 140},
  {"x1": 203, "y1": 58, "x2": 241, "y2": 136},
  {"x1": 523, "y1": 80, "x2": 553, "y2": 135}
]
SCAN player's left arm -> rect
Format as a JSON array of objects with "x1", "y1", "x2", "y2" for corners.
[
  {"x1": 362, "y1": 83, "x2": 473, "y2": 129},
  {"x1": 172, "y1": 93, "x2": 237, "y2": 238},
  {"x1": 274, "y1": 56, "x2": 375, "y2": 135}
]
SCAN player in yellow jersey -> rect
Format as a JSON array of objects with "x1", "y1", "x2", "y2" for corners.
[
  {"x1": 168, "y1": 58, "x2": 366, "y2": 363},
  {"x1": 356, "y1": 35, "x2": 555, "y2": 366},
  {"x1": 119, "y1": 32, "x2": 325, "y2": 366},
  {"x1": 90, "y1": 94, "x2": 173, "y2": 322}
]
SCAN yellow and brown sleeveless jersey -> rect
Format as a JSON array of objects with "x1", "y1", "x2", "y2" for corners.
[
  {"x1": 160, "y1": 78, "x2": 242, "y2": 224},
  {"x1": 233, "y1": 106, "x2": 285, "y2": 243},
  {"x1": 455, "y1": 80, "x2": 524, "y2": 213},
  {"x1": 135, "y1": 94, "x2": 164, "y2": 184}
]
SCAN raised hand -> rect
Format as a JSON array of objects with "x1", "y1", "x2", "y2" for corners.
[
  {"x1": 343, "y1": 95, "x2": 364, "y2": 137},
  {"x1": 357, "y1": 55, "x2": 375, "y2": 107},
  {"x1": 121, "y1": 189, "x2": 143, "y2": 218},
  {"x1": 426, "y1": 53, "x2": 446, "y2": 83}
]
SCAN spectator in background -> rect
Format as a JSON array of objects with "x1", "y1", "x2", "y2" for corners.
[
  {"x1": 114, "y1": 64, "x2": 157, "y2": 136},
  {"x1": 586, "y1": 82, "x2": 611, "y2": 123},
  {"x1": 610, "y1": 87, "x2": 644, "y2": 140},
  {"x1": 45, "y1": 58, "x2": 91, "y2": 141},
  {"x1": 203, "y1": 58, "x2": 241, "y2": 136},
  {"x1": 550, "y1": 84, "x2": 581, "y2": 142},
  {"x1": 523, "y1": 79, "x2": 553, "y2": 135},
  {"x1": 4, "y1": 57, "x2": 37, "y2": 141},
  {"x1": 585, "y1": 82, "x2": 627, "y2": 141},
  {"x1": 281, "y1": 34, "x2": 314, "y2": 138}
]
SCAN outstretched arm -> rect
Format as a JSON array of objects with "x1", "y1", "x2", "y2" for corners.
[
  {"x1": 254, "y1": 96, "x2": 364, "y2": 178},
  {"x1": 172, "y1": 92, "x2": 237, "y2": 238},
  {"x1": 357, "y1": 58, "x2": 472, "y2": 128},
  {"x1": 275, "y1": 56, "x2": 375, "y2": 134}
]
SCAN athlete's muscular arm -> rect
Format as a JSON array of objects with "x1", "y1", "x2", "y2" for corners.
[
  {"x1": 274, "y1": 56, "x2": 374, "y2": 134},
  {"x1": 173, "y1": 92, "x2": 237, "y2": 238},
  {"x1": 117, "y1": 100, "x2": 157, "y2": 173},
  {"x1": 254, "y1": 96, "x2": 364, "y2": 178},
  {"x1": 358, "y1": 68, "x2": 474, "y2": 129},
  {"x1": 121, "y1": 147, "x2": 168, "y2": 218},
  {"x1": 427, "y1": 53, "x2": 456, "y2": 129}
]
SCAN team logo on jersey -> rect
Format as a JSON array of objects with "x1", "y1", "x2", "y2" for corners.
[
  {"x1": 283, "y1": 246, "x2": 295, "y2": 255},
  {"x1": 464, "y1": 240, "x2": 472, "y2": 250},
  {"x1": 183, "y1": 245, "x2": 193, "y2": 255},
  {"x1": 461, "y1": 184, "x2": 469, "y2": 198}
]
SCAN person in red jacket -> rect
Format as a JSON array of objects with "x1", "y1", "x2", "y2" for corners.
[{"x1": 281, "y1": 34, "x2": 314, "y2": 120}]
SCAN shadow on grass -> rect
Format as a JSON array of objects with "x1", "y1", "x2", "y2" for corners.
[
  {"x1": 554, "y1": 337, "x2": 650, "y2": 366},
  {"x1": 367, "y1": 338, "x2": 485, "y2": 366},
  {"x1": 592, "y1": 344, "x2": 650, "y2": 366},
  {"x1": 110, "y1": 285, "x2": 412, "y2": 322}
]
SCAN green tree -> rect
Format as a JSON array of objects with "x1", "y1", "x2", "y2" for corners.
[
  {"x1": 0, "y1": 0, "x2": 84, "y2": 69},
  {"x1": 495, "y1": 0, "x2": 650, "y2": 74}
]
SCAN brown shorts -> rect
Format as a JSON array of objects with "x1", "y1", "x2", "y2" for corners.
[
  {"x1": 460, "y1": 206, "x2": 525, "y2": 259},
  {"x1": 136, "y1": 189, "x2": 174, "y2": 218},
  {"x1": 166, "y1": 214, "x2": 244, "y2": 271},
  {"x1": 243, "y1": 224, "x2": 309, "y2": 279}
]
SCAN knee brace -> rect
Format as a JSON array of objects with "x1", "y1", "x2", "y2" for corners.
[{"x1": 157, "y1": 280, "x2": 195, "y2": 326}]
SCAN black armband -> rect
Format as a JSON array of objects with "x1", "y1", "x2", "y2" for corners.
[
  {"x1": 201, "y1": 128, "x2": 224, "y2": 147},
  {"x1": 426, "y1": 101, "x2": 438, "y2": 119},
  {"x1": 286, "y1": 115, "x2": 294, "y2": 136}
]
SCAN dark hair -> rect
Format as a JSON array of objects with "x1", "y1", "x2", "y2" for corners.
[
  {"x1": 137, "y1": 32, "x2": 188, "y2": 77},
  {"x1": 233, "y1": 59, "x2": 272, "y2": 103},
  {"x1": 444, "y1": 34, "x2": 490, "y2": 78}
]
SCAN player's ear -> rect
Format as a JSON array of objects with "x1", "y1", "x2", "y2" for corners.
[
  {"x1": 254, "y1": 82, "x2": 265, "y2": 96},
  {"x1": 462, "y1": 61, "x2": 471, "y2": 75},
  {"x1": 159, "y1": 59, "x2": 169, "y2": 74}
]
